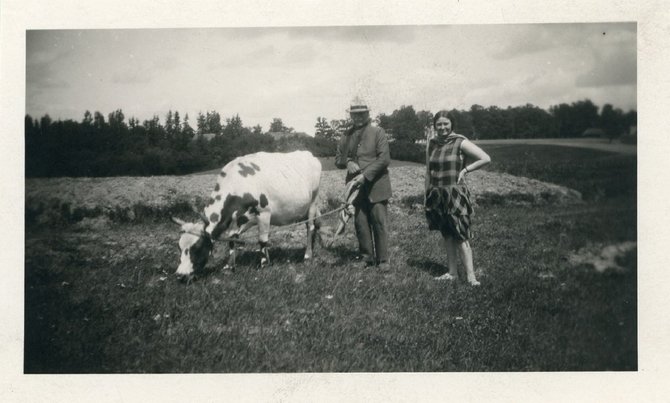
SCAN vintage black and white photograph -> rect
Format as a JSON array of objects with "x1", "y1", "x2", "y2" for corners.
[
  {"x1": 5, "y1": 0, "x2": 670, "y2": 400},
  {"x1": 23, "y1": 22, "x2": 638, "y2": 373}
]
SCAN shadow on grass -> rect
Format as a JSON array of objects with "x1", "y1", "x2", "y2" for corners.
[
  {"x1": 198, "y1": 246, "x2": 317, "y2": 278},
  {"x1": 406, "y1": 257, "x2": 448, "y2": 277}
]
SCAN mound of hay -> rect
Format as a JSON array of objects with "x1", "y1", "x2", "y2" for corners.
[
  {"x1": 319, "y1": 166, "x2": 583, "y2": 209},
  {"x1": 568, "y1": 241, "x2": 637, "y2": 273},
  {"x1": 26, "y1": 165, "x2": 582, "y2": 226}
]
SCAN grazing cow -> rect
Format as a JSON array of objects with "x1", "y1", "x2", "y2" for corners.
[{"x1": 172, "y1": 150, "x2": 322, "y2": 282}]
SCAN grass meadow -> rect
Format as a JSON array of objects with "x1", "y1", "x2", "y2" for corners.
[{"x1": 24, "y1": 143, "x2": 637, "y2": 372}]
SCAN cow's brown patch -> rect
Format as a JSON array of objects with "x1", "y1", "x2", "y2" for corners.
[
  {"x1": 214, "y1": 183, "x2": 220, "y2": 191},
  {"x1": 238, "y1": 162, "x2": 258, "y2": 177},
  {"x1": 260, "y1": 193, "x2": 269, "y2": 208},
  {"x1": 211, "y1": 193, "x2": 260, "y2": 239},
  {"x1": 237, "y1": 215, "x2": 249, "y2": 227},
  {"x1": 207, "y1": 197, "x2": 215, "y2": 205},
  {"x1": 215, "y1": 195, "x2": 222, "y2": 200},
  {"x1": 220, "y1": 171, "x2": 226, "y2": 177},
  {"x1": 209, "y1": 212, "x2": 220, "y2": 223}
]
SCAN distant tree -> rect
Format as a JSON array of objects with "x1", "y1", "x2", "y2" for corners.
[
  {"x1": 83, "y1": 110, "x2": 93, "y2": 126},
  {"x1": 207, "y1": 111, "x2": 223, "y2": 135},
  {"x1": 252, "y1": 124, "x2": 263, "y2": 135},
  {"x1": 223, "y1": 114, "x2": 245, "y2": 138},
  {"x1": 416, "y1": 110, "x2": 434, "y2": 139},
  {"x1": 143, "y1": 115, "x2": 163, "y2": 146},
  {"x1": 623, "y1": 110, "x2": 637, "y2": 133},
  {"x1": 330, "y1": 118, "x2": 351, "y2": 142},
  {"x1": 549, "y1": 99, "x2": 599, "y2": 137},
  {"x1": 165, "y1": 110, "x2": 174, "y2": 137},
  {"x1": 173, "y1": 111, "x2": 181, "y2": 132},
  {"x1": 549, "y1": 103, "x2": 573, "y2": 138},
  {"x1": 511, "y1": 104, "x2": 556, "y2": 139},
  {"x1": 314, "y1": 117, "x2": 335, "y2": 141},
  {"x1": 445, "y1": 109, "x2": 474, "y2": 138},
  {"x1": 25, "y1": 114, "x2": 35, "y2": 133},
  {"x1": 572, "y1": 99, "x2": 599, "y2": 136},
  {"x1": 182, "y1": 113, "x2": 194, "y2": 137},
  {"x1": 39, "y1": 114, "x2": 52, "y2": 137},
  {"x1": 269, "y1": 118, "x2": 293, "y2": 133},
  {"x1": 174, "y1": 113, "x2": 195, "y2": 150},
  {"x1": 377, "y1": 105, "x2": 424, "y2": 143},
  {"x1": 93, "y1": 111, "x2": 105, "y2": 131},
  {"x1": 196, "y1": 112, "x2": 207, "y2": 135},
  {"x1": 108, "y1": 109, "x2": 126, "y2": 131}
]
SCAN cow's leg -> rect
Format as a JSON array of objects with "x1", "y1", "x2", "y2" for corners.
[
  {"x1": 304, "y1": 202, "x2": 319, "y2": 260},
  {"x1": 257, "y1": 211, "x2": 272, "y2": 267},
  {"x1": 224, "y1": 237, "x2": 238, "y2": 272}
]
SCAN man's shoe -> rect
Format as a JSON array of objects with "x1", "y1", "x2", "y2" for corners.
[
  {"x1": 378, "y1": 262, "x2": 391, "y2": 272},
  {"x1": 354, "y1": 260, "x2": 374, "y2": 269}
]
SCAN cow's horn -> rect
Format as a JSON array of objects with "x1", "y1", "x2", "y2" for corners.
[{"x1": 190, "y1": 203, "x2": 209, "y2": 225}]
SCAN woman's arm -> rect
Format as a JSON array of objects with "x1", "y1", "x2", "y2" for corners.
[{"x1": 458, "y1": 139, "x2": 491, "y2": 183}]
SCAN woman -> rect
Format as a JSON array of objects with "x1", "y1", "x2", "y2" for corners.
[{"x1": 425, "y1": 110, "x2": 491, "y2": 285}]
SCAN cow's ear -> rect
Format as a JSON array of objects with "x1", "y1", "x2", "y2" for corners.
[{"x1": 171, "y1": 216, "x2": 187, "y2": 226}]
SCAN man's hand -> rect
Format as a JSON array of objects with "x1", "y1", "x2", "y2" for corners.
[
  {"x1": 347, "y1": 160, "x2": 361, "y2": 175},
  {"x1": 351, "y1": 173, "x2": 366, "y2": 187}
]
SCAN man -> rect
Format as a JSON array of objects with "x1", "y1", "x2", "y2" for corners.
[{"x1": 335, "y1": 97, "x2": 392, "y2": 271}]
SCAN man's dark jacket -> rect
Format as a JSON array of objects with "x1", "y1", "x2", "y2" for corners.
[{"x1": 335, "y1": 122, "x2": 392, "y2": 203}]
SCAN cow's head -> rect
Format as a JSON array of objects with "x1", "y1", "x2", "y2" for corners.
[{"x1": 172, "y1": 216, "x2": 213, "y2": 283}]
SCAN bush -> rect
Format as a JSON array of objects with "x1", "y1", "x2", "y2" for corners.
[
  {"x1": 275, "y1": 135, "x2": 336, "y2": 157},
  {"x1": 389, "y1": 141, "x2": 424, "y2": 163}
]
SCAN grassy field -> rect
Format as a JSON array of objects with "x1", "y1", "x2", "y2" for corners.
[{"x1": 24, "y1": 145, "x2": 637, "y2": 372}]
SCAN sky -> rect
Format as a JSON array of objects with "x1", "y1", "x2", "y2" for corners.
[{"x1": 26, "y1": 23, "x2": 636, "y2": 135}]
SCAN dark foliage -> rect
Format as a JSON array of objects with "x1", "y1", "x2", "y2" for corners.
[{"x1": 26, "y1": 100, "x2": 635, "y2": 177}]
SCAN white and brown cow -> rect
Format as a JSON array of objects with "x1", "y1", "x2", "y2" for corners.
[{"x1": 172, "y1": 150, "x2": 322, "y2": 282}]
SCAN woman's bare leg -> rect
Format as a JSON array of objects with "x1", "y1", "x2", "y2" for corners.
[
  {"x1": 444, "y1": 236, "x2": 460, "y2": 279},
  {"x1": 457, "y1": 240, "x2": 480, "y2": 285}
]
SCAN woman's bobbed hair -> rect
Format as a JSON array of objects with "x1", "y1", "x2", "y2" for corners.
[{"x1": 432, "y1": 109, "x2": 457, "y2": 129}]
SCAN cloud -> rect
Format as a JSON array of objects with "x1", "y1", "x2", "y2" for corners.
[
  {"x1": 492, "y1": 27, "x2": 561, "y2": 60},
  {"x1": 491, "y1": 23, "x2": 636, "y2": 60},
  {"x1": 575, "y1": 47, "x2": 636, "y2": 87},
  {"x1": 111, "y1": 71, "x2": 152, "y2": 84},
  {"x1": 287, "y1": 25, "x2": 416, "y2": 44},
  {"x1": 111, "y1": 55, "x2": 180, "y2": 84},
  {"x1": 26, "y1": 58, "x2": 71, "y2": 89}
]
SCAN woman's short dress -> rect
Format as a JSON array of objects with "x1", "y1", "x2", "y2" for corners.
[{"x1": 425, "y1": 133, "x2": 474, "y2": 241}]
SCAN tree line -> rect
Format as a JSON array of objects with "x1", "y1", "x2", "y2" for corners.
[
  {"x1": 26, "y1": 99, "x2": 636, "y2": 178},
  {"x1": 313, "y1": 100, "x2": 636, "y2": 143},
  {"x1": 25, "y1": 110, "x2": 331, "y2": 177}
]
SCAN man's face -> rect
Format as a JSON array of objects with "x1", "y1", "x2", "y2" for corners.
[{"x1": 350, "y1": 112, "x2": 369, "y2": 128}]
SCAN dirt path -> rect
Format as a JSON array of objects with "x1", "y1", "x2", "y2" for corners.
[{"x1": 473, "y1": 138, "x2": 636, "y2": 155}]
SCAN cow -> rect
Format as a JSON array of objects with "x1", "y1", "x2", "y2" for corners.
[{"x1": 171, "y1": 150, "x2": 322, "y2": 282}]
